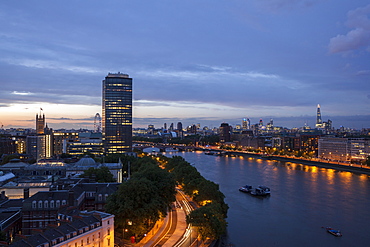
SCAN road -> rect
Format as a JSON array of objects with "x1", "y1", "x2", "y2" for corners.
[{"x1": 139, "y1": 189, "x2": 201, "y2": 247}]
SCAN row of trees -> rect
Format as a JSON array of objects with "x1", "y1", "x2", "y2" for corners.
[
  {"x1": 132, "y1": 134, "x2": 220, "y2": 146},
  {"x1": 103, "y1": 153, "x2": 228, "y2": 241},
  {"x1": 162, "y1": 155, "x2": 228, "y2": 240},
  {"x1": 105, "y1": 155, "x2": 177, "y2": 241}
]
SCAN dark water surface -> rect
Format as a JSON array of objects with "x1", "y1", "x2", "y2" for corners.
[{"x1": 166, "y1": 151, "x2": 370, "y2": 247}]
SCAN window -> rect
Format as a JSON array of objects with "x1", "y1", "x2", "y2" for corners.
[
  {"x1": 44, "y1": 200, "x2": 48, "y2": 208},
  {"x1": 98, "y1": 194, "x2": 102, "y2": 201},
  {"x1": 62, "y1": 200, "x2": 66, "y2": 206},
  {"x1": 81, "y1": 239, "x2": 83, "y2": 246},
  {"x1": 87, "y1": 238, "x2": 89, "y2": 244},
  {"x1": 108, "y1": 228, "x2": 110, "y2": 235},
  {"x1": 39, "y1": 221, "x2": 43, "y2": 228},
  {"x1": 108, "y1": 238, "x2": 110, "y2": 246},
  {"x1": 105, "y1": 194, "x2": 109, "y2": 200},
  {"x1": 56, "y1": 200, "x2": 60, "y2": 208},
  {"x1": 38, "y1": 200, "x2": 43, "y2": 208},
  {"x1": 108, "y1": 220, "x2": 110, "y2": 225},
  {"x1": 75, "y1": 243, "x2": 77, "y2": 247},
  {"x1": 32, "y1": 201, "x2": 36, "y2": 208},
  {"x1": 50, "y1": 200, "x2": 54, "y2": 208}
]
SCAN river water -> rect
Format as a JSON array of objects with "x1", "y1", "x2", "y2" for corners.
[{"x1": 165, "y1": 151, "x2": 370, "y2": 247}]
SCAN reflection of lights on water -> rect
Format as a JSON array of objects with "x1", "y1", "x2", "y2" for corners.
[
  {"x1": 359, "y1": 174, "x2": 368, "y2": 181},
  {"x1": 311, "y1": 166, "x2": 318, "y2": 173}
]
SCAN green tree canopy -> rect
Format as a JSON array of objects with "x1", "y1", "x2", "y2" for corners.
[
  {"x1": 80, "y1": 166, "x2": 115, "y2": 182},
  {"x1": 105, "y1": 158, "x2": 176, "y2": 239},
  {"x1": 187, "y1": 203, "x2": 228, "y2": 240}
]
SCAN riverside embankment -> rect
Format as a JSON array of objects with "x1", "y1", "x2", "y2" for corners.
[
  {"x1": 167, "y1": 151, "x2": 370, "y2": 247},
  {"x1": 203, "y1": 149, "x2": 370, "y2": 175}
]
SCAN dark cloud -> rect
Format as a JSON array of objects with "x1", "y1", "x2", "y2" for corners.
[
  {"x1": 0, "y1": 1, "x2": 369, "y2": 129},
  {"x1": 329, "y1": 4, "x2": 370, "y2": 54}
]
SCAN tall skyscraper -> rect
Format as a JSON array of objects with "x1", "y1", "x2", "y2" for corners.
[
  {"x1": 102, "y1": 72, "x2": 132, "y2": 154},
  {"x1": 316, "y1": 104, "x2": 323, "y2": 129},
  {"x1": 242, "y1": 118, "x2": 248, "y2": 130}
]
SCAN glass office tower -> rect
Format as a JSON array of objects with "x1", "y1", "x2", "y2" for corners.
[{"x1": 102, "y1": 72, "x2": 132, "y2": 154}]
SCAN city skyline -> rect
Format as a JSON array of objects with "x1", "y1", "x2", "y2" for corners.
[{"x1": 1, "y1": 1, "x2": 370, "y2": 130}]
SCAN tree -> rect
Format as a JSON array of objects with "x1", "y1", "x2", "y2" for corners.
[
  {"x1": 187, "y1": 203, "x2": 227, "y2": 240},
  {"x1": 365, "y1": 156, "x2": 370, "y2": 166},
  {"x1": 106, "y1": 178, "x2": 162, "y2": 238},
  {"x1": 132, "y1": 162, "x2": 176, "y2": 215},
  {"x1": 105, "y1": 159, "x2": 176, "y2": 239},
  {"x1": 0, "y1": 154, "x2": 19, "y2": 165},
  {"x1": 163, "y1": 155, "x2": 229, "y2": 240},
  {"x1": 81, "y1": 166, "x2": 115, "y2": 182}
]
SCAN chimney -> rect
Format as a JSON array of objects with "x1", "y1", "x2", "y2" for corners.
[
  {"x1": 0, "y1": 191, "x2": 7, "y2": 200},
  {"x1": 68, "y1": 191, "x2": 75, "y2": 207},
  {"x1": 23, "y1": 188, "x2": 29, "y2": 199}
]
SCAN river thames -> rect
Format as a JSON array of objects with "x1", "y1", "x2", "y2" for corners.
[{"x1": 166, "y1": 151, "x2": 370, "y2": 247}]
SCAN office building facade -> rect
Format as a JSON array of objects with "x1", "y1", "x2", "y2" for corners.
[{"x1": 102, "y1": 73, "x2": 132, "y2": 154}]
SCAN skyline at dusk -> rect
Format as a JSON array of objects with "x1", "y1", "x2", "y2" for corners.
[{"x1": 1, "y1": 1, "x2": 370, "y2": 130}]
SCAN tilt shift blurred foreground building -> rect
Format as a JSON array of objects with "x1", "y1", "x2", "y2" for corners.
[{"x1": 102, "y1": 73, "x2": 133, "y2": 154}]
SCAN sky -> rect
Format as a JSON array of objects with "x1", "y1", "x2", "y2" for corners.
[{"x1": 1, "y1": 0, "x2": 370, "y2": 130}]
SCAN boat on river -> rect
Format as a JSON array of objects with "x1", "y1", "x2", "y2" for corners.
[
  {"x1": 250, "y1": 187, "x2": 269, "y2": 196},
  {"x1": 239, "y1": 185, "x2": 271, "y2": 196},
  {"x1": 324, "y1": 227, "x2": 342, "y2": 237},
  {"x1": 239, "y1": 185, "x2": 253, "y2": 193},
  {"x1": 258, "y1": 185, "x2": 271, "y2": 195}
]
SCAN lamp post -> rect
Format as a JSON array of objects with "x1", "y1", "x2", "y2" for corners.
[{"x1": 189, "y1": 224, "x2": 192, "y2": 247}]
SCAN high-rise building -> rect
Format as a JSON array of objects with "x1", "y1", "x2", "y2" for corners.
[
  {"x1": 242, "y1": 118, "x2": 248, "y2": 130},
  {"x1": 177, "y1": 122, "x2": 183, "y2": 131},
  {"x1": 102, "y1": 72, "x2": 132, "y2": 154},
  {"x1": 316, "y1": 104, "x2": 323, "y2": 129},
  {"x1": 219, "y1": 123, "x2": 231, "y2": 143}
]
